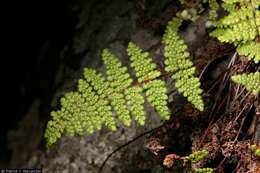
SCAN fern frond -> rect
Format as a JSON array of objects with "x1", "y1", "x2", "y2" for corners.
[
  {"x1": 45, "y1": 17, "x2": 208, "y2": 146},
  {"x1": 231, "y1": 72, "x2": 260, "y2": 95},
  {"x1": 45, "y1": 42, "x2": 174, "y2": 146},
  {"x1": 162, "y1": 17, "x2": 204, "y2": 111}
]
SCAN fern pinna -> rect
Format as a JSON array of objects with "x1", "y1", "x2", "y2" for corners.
[
  {"x1": 162, "y1": 17, "x2": 204, "y2": 111},
  {"x1": 45, "y1": 17, "x2": 204, "y2": 146}
]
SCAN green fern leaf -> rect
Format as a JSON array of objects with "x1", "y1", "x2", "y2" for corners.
[
  {"x1": 45, "y1": 42, "x2": 173, "y2": 146},
  {"x1": 44, "y1": 17, "x2": 208, "y2": 146}
]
